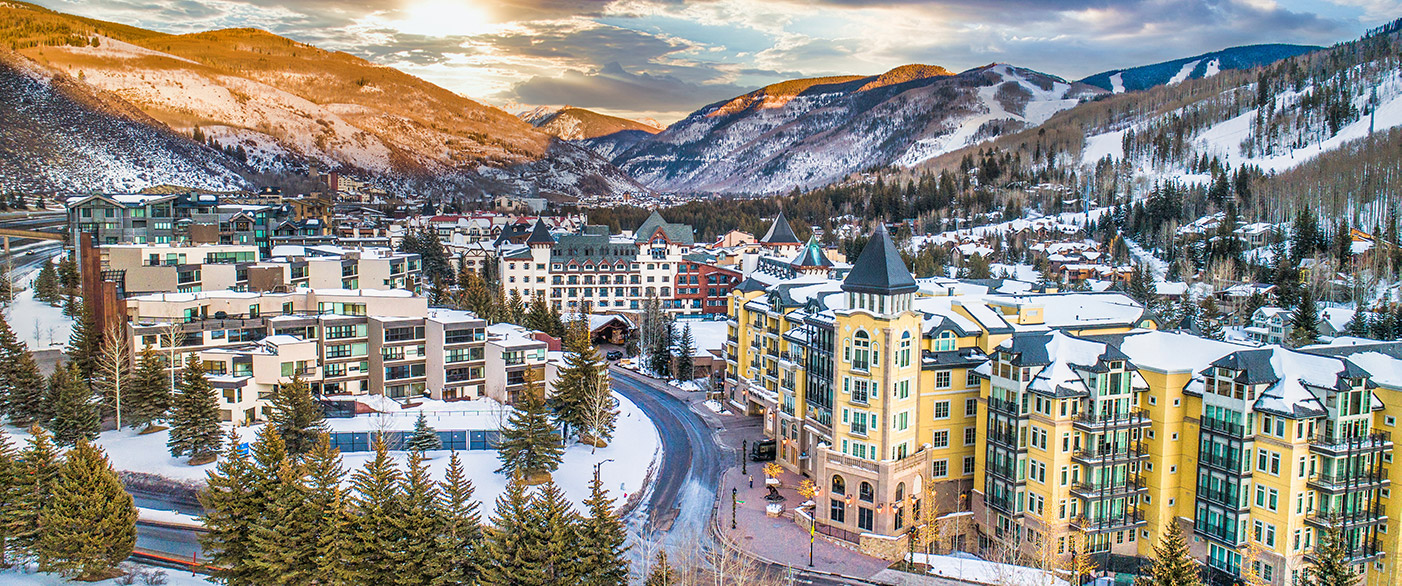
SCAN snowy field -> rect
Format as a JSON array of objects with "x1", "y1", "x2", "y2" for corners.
[
  {"x1": 908, "y1": 552, "x2": 1070, "y2": 586},
  {"x1": 1, "y1": 390, "x2": 661, "y2": 512},
  {"x1": 0, "y1": 564, "x2": 214, "y2": 586},
  {"x1": 4, "y1": 259, "x2": 72, "y2": 351}
]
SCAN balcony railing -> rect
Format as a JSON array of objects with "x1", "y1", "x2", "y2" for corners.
[
  {"x1": 1304, "y1": 538, "x2": 1384, "y2": 564},
  {"x1": 988, "y1": 397, "x2": 1022, "y2": 416},
  {"x1": 1194, "y1": 519, "x2": 1244, "y2": 546},
  {"x1": 1200, "y1": 417, "x2": 1248, "y2": 437},
  {"x1": 1070, "y1": 509, "x2": 1145, "y2": 532},
  {"x1": 1307, "y1": 468, "x2": 1389, "y2": 493},
  {"x1": 1198, "y1": 448, "x2": 1246, "y2": 473},
  {"x1": 1071, "y1": 441, "x2": 1147, "y2": 464},
  {"x1": 1070, "y1": 478, "x2": 1146, "y2": 500},
  {"x1": 1073, "y1": 409, "x2": 1148, "y2": 429},
  {"x1": 1195, "y1": 485, "x2": 1246, "y2": 510},
  {"x1": 1305, "y1": 507, "x2": 1388, "y2": 529},
  {"x1": 1310, "y1": 430, "x2": 1393, "y2": 455}
]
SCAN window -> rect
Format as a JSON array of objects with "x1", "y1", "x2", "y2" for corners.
[
  {"x1": 932, "y1": 460, "x2": 948, "y2": 477},
  {"x1": 852, "y1": 331, "x2": 870, "y2": 370},
  {"x1": 934, "y1": 401, "x2": 951, "y2": 419},
  {"x1": 963, "y1": 456, "x2": 976, "y2": 475},
  {"x1": 857, "y1": 507, "x2": 874, "y2": 532},
  {"x1": 831, "y1": 475, "x2": 846, "y2": 495},
  {"x1": 830, "y1": 499, "x2": 846, "y2": 523},
  {"x1": 859, "y1": 482, "x2": 874, "y2": 503},
  {"x1": 900, "y1": 331, "x2": 913, "y2": 367},
  {"x1": 934, "y1": 330, "x2": 956, "y2": 352},
  {"x1": 935, "y1": 371, "x2": 951, "y2": 388},
  {"x1": 966, "y1": 398, "x2": 978, "y2": 417},
  {"x1": 932, "y1": 430, "x2": 949, "y2": 448},
  {"x1": 964, "y1": 427, "x2": 977, "y2": 445}
]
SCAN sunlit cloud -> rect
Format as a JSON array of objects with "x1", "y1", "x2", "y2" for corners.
[{"x1": 31, "y1": 0, "x2": 1393, "y2": 124}]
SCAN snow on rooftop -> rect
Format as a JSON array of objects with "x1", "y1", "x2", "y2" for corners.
[{"x1": 1114, "y1": 330, "x2": 1246, "y2": 373}]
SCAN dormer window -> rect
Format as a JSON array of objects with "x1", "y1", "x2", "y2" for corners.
[{"x1": 935, "y1": 330, "x2": 956, "y2": 352}]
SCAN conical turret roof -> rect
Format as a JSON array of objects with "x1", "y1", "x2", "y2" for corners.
[
  {"x1": 789, "y1": 236, "x2": 833, "y2": 268},
  {"x1": 760, "y1": 211, "x2": 801, "y2": 245},
  {"x1": 841, "y1": 224, "x2": 917, "y2": 295},
  {"x1": 526, "y1": 219, "x2": 555, "y2": 245}
]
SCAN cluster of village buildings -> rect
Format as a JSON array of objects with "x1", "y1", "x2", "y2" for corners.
[{"x1": 62, "y1": 188, "x2": 1402, "y2": 584}]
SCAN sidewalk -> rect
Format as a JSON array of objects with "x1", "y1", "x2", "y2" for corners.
[{"x1": 716, "y1": 465, "x2": 893, "y2": 579}]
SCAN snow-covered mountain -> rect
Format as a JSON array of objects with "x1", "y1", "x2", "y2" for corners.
[
  {"x1": 0, "y1": 51, "x2": 250, "y2": 193},
  {"x1": 523, "y1": 107, "x2": 663, "y2": 141},
  {"x1": 1080, "y1": 44, "x2": 1320, "y2": 94},
  {"x1": 0, "y1": 1, "x2": 643, "y2": 197},
  {"x1": 599, "y1": 64, "x2": 1102, "y2": 194}
]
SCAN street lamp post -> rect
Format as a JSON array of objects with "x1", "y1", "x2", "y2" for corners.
[
  {"x1": 731, "y1": 487, "x2": 738, "y2": 530},
  {"x1": 741, "y1": 439, "x2": 748, "y2": 475},
  {"x1": 593, "y1": 458, "x2": 615, "y2": 484}
]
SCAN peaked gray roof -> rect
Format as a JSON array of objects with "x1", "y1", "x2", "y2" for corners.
[
  {"x1": 841, "y1": 225, "x2": 917, "y2": 295},
  {"x1": 789, "y1": 237, "x2": 833, "y2": 268},
  {"x1": 526, "y1": 219, "x2": 555, "y2": 245},
  {"x1": 634, "y1": 210, "x2": 695, "y2": 245},
  {"x1": 761, "y1": 211, "x2": 801, "y2": 245}
]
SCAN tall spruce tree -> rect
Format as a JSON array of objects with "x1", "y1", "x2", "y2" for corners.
[
  {"x1": 1197, "y1": 296, "x2": 1226, "y2": 341},
  {"x1": 247, "y1": 457, "x2": 307, "y2": 585},
  {"x1": 266, "y1": 374, "x2": 326, "y2": 457},
  {"x1": 645, "y1": 550, "x2": 677, "y2": 586},
  {"x1": 550, "y1": 317, "x2": 603, "y2": 441},
  {"x1": 348, "y1": 435, "x2": 403, "y2": 584},
  {"x1": 0, "y1": 320, "x2": 46, "y2": 426},
  {"x1": 530, "y1": 480, "x2": 583, "y2": 583},
  {"x1": 1133, "y1": 520, "x2": 1202, "y2": 586},
  {"x1": 676, "y1": 324, "x2": 696, "y2": 381},
  {"x1": 1290, "y1": 288, "x2": 1321, "y2": 347},
  {"x1": 496, "y1": 369, "x2": 562, "y2": 481},
  {"x1": 406, "y1": 411, "x2": 442, "y2": 452},
  {"x1": 434, "y1": 452, "x2": 482, "y2": 586},
  {"x1": 578, "y1": 471, "x2": 629, "y2": 585},
  {"x1": 36, "y1": 440, "x2": 136, "y2": 580},
  {"x1": 394, "y1": 450, "x2": 442, "y2": 586},
  {"x1": 482, "y1": 479, "x2": 538, "y2": 586},
  {"x1": 65, "y1": 305, "x2": 101, "y2": 385},
  {"x1": 12, "y1": 427, "x2": 60, "y2": 562},
  {"x1": 201, "y1": 429, "x2": 259, "y2": 586},
  {"x1": 298, "y1": 435, "x2": 351, "y2": 585},
  {"x1": 1304, "y1": 521, "x2": 1357, "y2": 586},
  {"x1": 167, "y1": 353, "x2": 223, "y2": 463},
  {"x1": 46, "y1": 362, "x2": 97, "y2": 447},
  {"x1": 0, "y1": 432, "x2": 19, "y2": 568},
  {"x1": 32, "y1": 262, "x2": 59, "y2": 305},
  {"x1": 127, "y1": 346, "x2": 172, "y2": 431}
]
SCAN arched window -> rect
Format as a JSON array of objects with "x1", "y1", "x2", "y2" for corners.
[
  {"x1": 831, "y1": 475, "x2": 846, "y2": 495},
  {"x1": 853, "y1": 331, "x2": 870, "y2": 371},
  {"x1": 859, "y1": 481, "x2": 874, "y2": 503},
  {"x1": 895, "y1": 482, "x2": 906, "y2": 501},
  {"x1": 936, "y1": 330, "x2": 956, "y2": 352},
  {"x1": 900, "y1": 331, "x2": 913, "y2": 367}
]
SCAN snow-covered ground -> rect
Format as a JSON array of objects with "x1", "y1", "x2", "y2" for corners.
[
  {"x1": 678, "y1": 319, "x2": 727, "y2": 357},
  {"x1": 908, "y1": 552, "x2": 1070, "y2": 586},
  {"x1": 4, "y1": 259, "x2": 72, "y2": 351},
  {"x1": 2, "y1": 391, "x2": 660, "y2": 512},
  {"x1": 0, "y1": 564, "x2": 214, "y2": 586},
  {"x1": 1123, "y1": 238, "x2": 1168, "y2": 279}
]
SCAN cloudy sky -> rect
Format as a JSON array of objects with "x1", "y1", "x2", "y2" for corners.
[{"x1": 39, "y1": 0, "x2": 1400, "y2": 123}]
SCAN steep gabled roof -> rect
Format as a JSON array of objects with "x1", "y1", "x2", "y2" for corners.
[
  {"x1": 761, "y1": 211, "x2": 801, "y2": 245},
  {"x1": 526, "y1": 219, "x2": 555, "y2": 245},
  {"x1": 634, "y1": 210, "x2": 695, "y2": 245},
  {"x1": 635, "y1": 210, "x2": 667, "y2": 242},
  {"x1": 841, "y1": 225, "x2": 918, "y2": 295},
  {"x1": 789, "y1": 236, "x2": 833, "y2": 268}
]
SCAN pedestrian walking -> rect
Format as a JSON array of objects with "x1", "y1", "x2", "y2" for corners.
[{"x1": 748, "y1": 475, "x2": 753, "y2": 488}]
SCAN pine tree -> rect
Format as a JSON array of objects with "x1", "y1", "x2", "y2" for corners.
[
  {"x1": 434, "y1": 452, "x2": 482, "y2": 586},
  {"x1": 11, "y1": 426, "x2": 60, "y2": 562},
  {"x1": 496, "y1": 368, "x2": 562, "y2": 482},
  {"x1": 645, "y1": 550, "x2": 676, "y2": 586},
  {"x1": 526, "y1": 294, "x2": 554, "y2": 334},
  {"x1": 1128, "y1": 263, "x2": 1156, "y2": 305},
  {"x1": 394, "y1": 450, "x2": 442, "y2": 586},
  {"x1": 550, "y1": 317, "x2": 603, "y2": 441},
  {"x1": 406, "y1": 411, "x2": 442, "y2": 452},
  {"x1": 0, "y1": 432, "x2": 20, "y2": 568},
  {"x1": 46, "y1": 362, "x2": 97, "y2": 447},
  {"x1": 348, "y1": 435, "x2": 402, "y2": 584},
  {"x1": 1133, "y1": 520, "x2": 1202, "y2": 586},
  {"x1": 676, "y1": 323, "x2": 696, "y2": 381},
  {"x1": 58, "y1": 255, "x2": 79, "y2": 294},
  {"x1": 201, "y1": 429, "x2": 259, "y2": 586},
  {"x1": 36, "y1": 440, "x2": 136, "y2": 580},
  {"x1": 298, "y1": 435, "x2": 351, "y2": 585},
  {"x1": 32, "y1": 262, "x2": 59, "y2": 305},
  {"x1": 267, "y1": 374, "x2": 326, "y2": 457},
  {"x1": 482, "y1": 479, "x2": 539, "y2": 586},
  {"x1": 167, "y1": 353, "x2": 223, "y2": 463},
  {"x1": 127, "y1": 346, "x2": 172, "y2": 431},
  {"x1": 1197, "y1": 296, "x2": 1226, "y2": 341},
  {"x1": 1290, "y1": 288, "x2": 1321, "y2": 348},
  {"x1": 578, "y1": 471, "x2": 629, "y2": 585},
  {"x1": 531, "y1": 479, "x2": 582, "y2": 583},
  {"x1": 315, "y1": 491, "x2": 362, "y2": 586},
  {"x1": 1304, "y1": 521, "x2": 1356, "y2": 586},
  {"x1": 0, "y1": 315, "x2": 45, "y2": 426},
  {"x1": 65, "y1": 305, "x2": 101, "y2": 385},
  {"x1": 247, "y1": 456, "x2": 307, "y2": 585}
]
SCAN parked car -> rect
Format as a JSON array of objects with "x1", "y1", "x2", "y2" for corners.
[
  {"x1": 606, "y1": 350, "x2": 624, "y2": 361},
  {"x1": 749, "y1": 439, "x2": 776, "y2": 462}
]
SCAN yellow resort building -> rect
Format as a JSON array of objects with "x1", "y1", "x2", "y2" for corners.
[{"x1": 723, "y1": 216, "x2": 1401, "y2": 585}]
